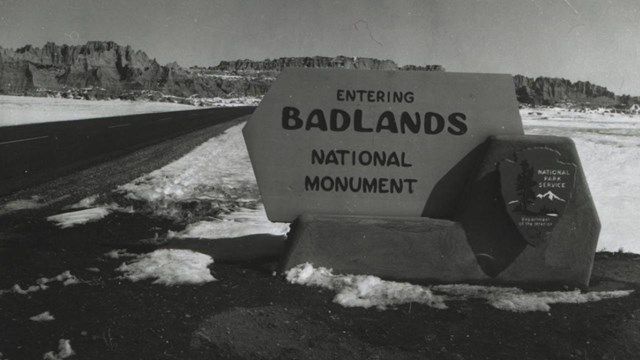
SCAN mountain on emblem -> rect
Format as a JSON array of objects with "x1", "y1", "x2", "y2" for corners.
[
  {"x1": 498, "y1": 148, "x2": 576, "y2": 247},
  {"x1": 536, "y1": 191, "x2": 565, "y2": 202}
]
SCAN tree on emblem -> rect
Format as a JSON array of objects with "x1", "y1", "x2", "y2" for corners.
[{"x1": 515, "y1": 159, "x2": 537, "y2": 213}]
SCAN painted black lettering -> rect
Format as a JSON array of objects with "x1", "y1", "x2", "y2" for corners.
[
  {"x1": 405, "y1": 179, "x2": 418, "y2": 193},
  {"x1": 335, "y1": 177, "x2": 349, "y2": 191},
  {"x1": 311, "y1": 149, "x2": 324, "y2": 164},
  {"x1": 390, "y1": 178, "x2": 403, "y2": 193},
  {"x1": 306, "y1": 109, "x2": 328, "y2": 131},
  {"x1": 321, "y1": 176, "x2": 334, "y2": 191},
  {"x1": 359, "y1": 151, "x2": 372, "y2": 165},
  {"x1": 330, "y1": 109, "x2": 351, "y2": 131},
  {"x1": 373, "y1": 151, "x2": 386, "y2": 166},
  {"x1": 376, "y1": 111, "x2": 398, "y2": 133},
  {"x1": 405, "y1": 92, "x2": 414, "y2": 103},
  {"x1": 378, "y1": 178, "x2": 389, "y2": 193},
  {"x1": 353, "y1": 109, "x2": 373, "y2": 132},
  {"x1": 305, "y1": 176, "x2": 319, "y2": 191},
  {"x1": 282, "y1": 106, "x2": 302, "y2": 130},
  {"x1": 424, "y1": 112, "x2": 445, "y2": 134},
  {"x1": 362, "y1": 178, "x2": 377, "y2": 193},
  {"x1": 400, "y1": 111, "x2": 420, "y2": 133},
  {"x1": 447, "y1": 112, "x2": 468, "y2": 135}
]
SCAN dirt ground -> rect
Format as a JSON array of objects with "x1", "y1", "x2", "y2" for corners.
[{"x1": 1, "y1": 207, "x2": 640, "y2": 360}]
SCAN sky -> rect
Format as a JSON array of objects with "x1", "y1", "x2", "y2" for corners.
[{"x1": 1, "y1": 0, "x2": 639, "y2": 95}]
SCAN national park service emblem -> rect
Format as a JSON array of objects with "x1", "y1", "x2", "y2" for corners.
[{"x1": 498, "y1": 148, "x2": 576, "y2": 247}]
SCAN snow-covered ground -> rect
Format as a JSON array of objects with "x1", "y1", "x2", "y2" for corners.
[
  {"x1": 521, "y1": 107, "x2": 640, "y2": 253},
  {"x1": 0, "y1": 95, "x2": 195, "y2": 126},
  {"x1": 0, "y1": 95, "x2": 260, "y2": 126},
  {"x1": 116, "y1": 249, "x2": 216, "y2": 285},
  {"x1": 287, "y1": 263, "x2": 632, "y2": 312}
]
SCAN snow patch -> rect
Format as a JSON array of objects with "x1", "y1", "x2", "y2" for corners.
[
  {"x1": 433, "y1": 284, "x2": 632, "y2": 312},
  {"x1": 30, "y1": 311, "x2": 55, "y2": 322},
  {"x1": 118, "y1": 122, "x2": 259, "y2": 221},
  {"x1": 170, "y1": 205, "x2": 289, "y2": 239},
  {"x1": 104, "y1": 249, "x2": 138, "y2": 259},
  {"x1": 286, "y1": 263, "x2": 633, "y2": 312},
  {"x1": 47, "y1": 204, "x2": 133, "y2": 228},
  {"x1": 286, "y1": 263, "x2": 447, "y2": 310},
  {"x1": 42, "y1": 339, "x2": 74, "y2": 360},
  {"x1": 0, "y1": 196, "x2": 46, "y2": 215},
  {"x1": 0, "y1": 271, "x2": 79, "y2": 296},
  {"x1": 66, "y1": 195, "x2": 99, "y2": 209},
  {"x1": 116, "y1": 249, "x2": 216, "y2": 285}
]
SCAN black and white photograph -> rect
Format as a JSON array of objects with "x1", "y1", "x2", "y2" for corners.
[{"x1": 1, "y1": 1, "x2": 640, "y2": 359}]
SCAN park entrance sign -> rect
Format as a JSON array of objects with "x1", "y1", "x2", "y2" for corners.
[
  {"x1": 243, "y1": 68, "x2": 524, "y2": 222},
  {"x1": 244, "y1": 68, "x2": 601, "y2": 287}
]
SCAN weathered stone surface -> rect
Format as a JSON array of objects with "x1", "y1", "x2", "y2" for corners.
[
  {"x1": 455, "y1": 135, "x2": 600, "y2": 286},
  {"x1": 281, "y1": 214, "x2": 487, "y2": 282},
  {"x1": 512, "y1": 75, "x2": 617, "y2": 106}
]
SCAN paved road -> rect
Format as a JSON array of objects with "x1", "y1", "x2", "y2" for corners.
[
  {"x1": 0, "y1": 106, "x2": 255, "y2": 196},
  {"x1": 0, "y1": 115, "x2": 250, "y2": 214}
]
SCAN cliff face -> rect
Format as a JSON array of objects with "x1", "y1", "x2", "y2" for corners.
[
  {"x1": 0, "y1": 41, "x2": 631, "y2": 107},
  {"x1": 0, "y1": 41, "x2": 164, "y2": 92},
  {"x1": 0, "y1": 42, "x2": 443, "y2": 100},
  {"x1": 513, "y1": 75, "x2": 617, "y2": 106},
  {"x1": 214, "y1": 56, "x2": 402, "y2": 72}
]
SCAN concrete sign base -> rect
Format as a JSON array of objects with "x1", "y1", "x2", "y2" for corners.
[{"x1": 281, "y1": 214, "x2": 487, "y2": 283}]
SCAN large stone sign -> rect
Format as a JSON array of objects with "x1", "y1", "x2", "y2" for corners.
[{"x1": 244, "y1": 68, "x2": 524, "y2": 222}]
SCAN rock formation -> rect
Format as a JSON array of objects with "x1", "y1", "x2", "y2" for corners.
[
  {"x1": 513, "y1": 75, "x2": 617, "y2": 106},
  {"x1": 0, "y1": 41, "x2": 635, "y2": 108}
]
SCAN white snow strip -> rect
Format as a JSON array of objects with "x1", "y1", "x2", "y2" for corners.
[
  {"x1": 30, "y1": 311, "x2": 55, "y2": 322},
  {"x1": 47, "y1": 204, "x2": 133, "y2": 229},
  {"x1": 116, "y1": 249, "x2": 216, "y2": 285},
  {"x1": 286, "y1": 263, "x2": 633, "y2": 312},
  {"x1": 170, "y1": 205, "x2": 289, "y2": 239},
  {"x1": 42, "y1": 339, "x2": 74, "y2": 360},
  {"x1": 286, "y1": 263, "x2": 447, "y2": 310},
  {"x1": 433, "y1": 284, "x2": 632, "y2": 312},
  {"x1": 66, "y1": 195, "x2": 99, "y2": 209},
  {"x1": 0, "y1": 271, "x2": 79, "y2": 296},
  {"x1": 0, "y1": 197, "x2": 46, "y2": 214},
  {"x1": 47, "y1": 207, "x2": 111, "y2": 228},
  {"x1": 118, "y1": 122, "x2": 260, "y2": 220},
  {"x1": 0, "y1": 95, "x2": 195, "y2": 126},
  {"x1": 104, "y1": 249, "x2": 138, "y2": 259}
]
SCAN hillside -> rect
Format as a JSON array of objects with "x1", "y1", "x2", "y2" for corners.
[{"x1": 0, "y1": 41, "x2": 637, "y2": 108}]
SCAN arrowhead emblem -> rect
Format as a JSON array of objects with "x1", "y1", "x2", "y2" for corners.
[{"x1": 498, "y1": 148, "x2": 576, "y2": 247}]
